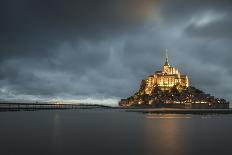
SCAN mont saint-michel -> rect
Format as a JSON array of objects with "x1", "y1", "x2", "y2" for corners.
[{"x1": 119, "y1": 50, "x2": 229, "y2": 109}]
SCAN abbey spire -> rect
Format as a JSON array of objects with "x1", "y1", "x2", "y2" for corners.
[{"x1": 164, "y1": 48, "x2": 170, "y2": 66}]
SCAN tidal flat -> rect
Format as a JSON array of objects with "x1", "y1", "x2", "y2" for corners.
[{"x1": 1, "y1": 109, "x2": 232, "y2": 155}]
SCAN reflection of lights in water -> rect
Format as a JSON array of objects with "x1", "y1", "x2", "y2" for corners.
[
  {"x1": 145, "y1": 114, "x2": 189, "y2": 154},
  {"x1": 51, "y1": 112, "x2": 60, "y2": 152},
  {"x1": 146, "y1": 114, "x2": 191, "y2": 119}
]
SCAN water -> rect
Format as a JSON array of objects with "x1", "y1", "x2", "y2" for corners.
[{"x1": 1, "y1": 109, "x2": 232, "y2": 155}]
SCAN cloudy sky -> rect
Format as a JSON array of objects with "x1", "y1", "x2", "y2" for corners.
[{"x1": 0, "y1": 0, "x2": 232, "y2": 105}]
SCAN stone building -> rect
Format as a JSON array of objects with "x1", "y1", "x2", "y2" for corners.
[
  {"x1": 119, "y1": 49, "x2": 229, "y2": 109},
  {"x1": 145, "y1": 50, "x2": 189, "y2": 94}
]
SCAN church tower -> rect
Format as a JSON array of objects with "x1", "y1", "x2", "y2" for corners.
[{"x1": 163, "y1": 49, "x2": 170, "y2": 74}]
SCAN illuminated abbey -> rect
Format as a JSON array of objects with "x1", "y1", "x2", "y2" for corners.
[
  {"x1": 119, "y1": 49, "x2": 229, "y2": 109},
  {"x1": 144, "y1": 49, "x2": 188, "y2": 94}
]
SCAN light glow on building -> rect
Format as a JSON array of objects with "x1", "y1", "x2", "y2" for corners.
[{"x1": 144, "y1": 49, "x2": 189, "y2": 94}]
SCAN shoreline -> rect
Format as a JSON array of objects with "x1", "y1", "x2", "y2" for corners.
[
  {"x1": 125, "y1": 108, "x2": 232, "y2": 114},
  {"x1": 0, "y1": 103, "x2": 232, "y2": 114}
]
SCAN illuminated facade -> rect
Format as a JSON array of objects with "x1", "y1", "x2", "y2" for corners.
[
  {"x1": 144, "y1": 50, "x2": 189, "y2": 94},
  {"x1": 119, "y1": 49, "x2": 229, "y2": 108}
]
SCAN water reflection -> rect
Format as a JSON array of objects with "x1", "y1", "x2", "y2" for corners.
[
  {"x1": 51, "y1": 112, "x2": 60, "y2": 153},
  {"x1": 146, "y1": 114, "x2": 191, "y2": 119},
  {"x1": 1, "y1": 110, "x2": 232, "y2": 155},
  {"x1": 145, "y1": 114, "x2": 190, "y2": 155}
]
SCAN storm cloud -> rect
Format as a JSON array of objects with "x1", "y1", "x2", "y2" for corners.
[{"x1": 0, "y1": 0, "x2": 232, "y2": 104}]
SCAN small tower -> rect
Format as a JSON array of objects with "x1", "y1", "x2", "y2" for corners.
[
  {"x1": 164, "y1": 48, "x2": 169, "y2": 66},
  {"x1": 163, "y1": 49, "x2": 170, "y2": 73}
]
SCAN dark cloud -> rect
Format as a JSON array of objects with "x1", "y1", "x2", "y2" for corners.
[
  {"x1": 0, "y1": 0, "x2": 232, "y2": 104},
  {"x1": 160, "y1": 0, "x2": 232, "y2": 22},
  {"x1": 184, "y1": 14, "x2": 232, "y2": 39}
]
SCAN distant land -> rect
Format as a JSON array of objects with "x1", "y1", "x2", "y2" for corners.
[
  {"x1": 119, "y1": 50, "x2": 229, "y2": 109},
  {"x1": 1, "y1": 102, "x2": 232, "y2": 115}
]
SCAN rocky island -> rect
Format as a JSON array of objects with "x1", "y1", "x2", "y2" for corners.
[{"x1": 119, "y1": 50, "x2": 229, "y2": 109}]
